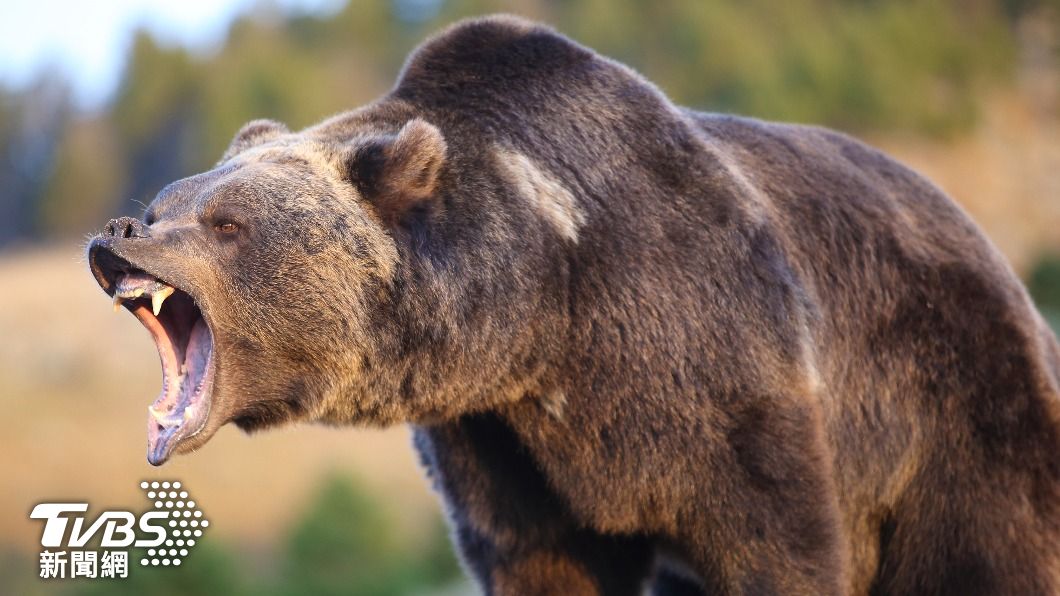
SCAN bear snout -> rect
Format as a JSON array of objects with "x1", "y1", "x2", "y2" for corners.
[{"x1": 102, "y1": 216, "x2": 150, "y2": 240}]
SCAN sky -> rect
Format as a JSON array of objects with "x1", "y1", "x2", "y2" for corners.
[{"x1": 0, "y1": 0, "x2": 343, "y2": 108}]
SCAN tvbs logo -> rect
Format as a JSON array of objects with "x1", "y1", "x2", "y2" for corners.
[{"x1": 30, "y1": 481, "x2": 209, "y2": 579}]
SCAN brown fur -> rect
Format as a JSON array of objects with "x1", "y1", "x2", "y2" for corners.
[{"x1": 88, "y1": 15, "x2": 1060, "y2": 595}]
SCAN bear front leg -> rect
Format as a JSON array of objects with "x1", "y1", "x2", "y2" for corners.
[
  {"x1": 413, "y1": 413, "x2": 655, "y2": 595},
  {"x1": 454, "y1": 519, "x2": 654, "y2": 595}
]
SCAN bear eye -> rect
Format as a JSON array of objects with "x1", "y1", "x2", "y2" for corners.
[{"x1": 214, "y1": 222, "x2": 239, "y2": 235}]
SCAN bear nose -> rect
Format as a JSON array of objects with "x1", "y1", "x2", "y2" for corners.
[{"x1": 103, "y1": 216, "x2": 150, "y2": 239}]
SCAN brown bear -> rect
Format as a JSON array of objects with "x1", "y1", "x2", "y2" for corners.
[{"x1": 88, "y1": 15, "x2": 1060, "y2": 595}]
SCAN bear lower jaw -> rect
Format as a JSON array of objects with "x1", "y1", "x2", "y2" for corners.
[{"x1": 112, "y1": 272, "x2": 216, "y2": 466}]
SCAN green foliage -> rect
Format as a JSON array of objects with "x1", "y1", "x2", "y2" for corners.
[
  {"x1": 1029, "y1": 254, "x2": 1060, "y2": 309},
  {"x1": 111, "y1": 32, "x2": 198, "y2": 150},
  {"x1": 0, "y1": 548, "x2": 56, "y2": 596},
  {"x1": 66, "y1": 540, "x2": 247, "y2": 596},
  {"x1": 268, "y1": 473, "x2": 462, "y2": 596},
  {"x1": 36, "y1": 117, "x2": 125, "y2": 238},
  {"x1": 1, "y1": 0, "x2": 1056, "y2": 246},
  {"x1": 1028, "y1": 254, "x2": 1060, "y2": 335},
  {"x1": 1044, "y1": 310, "x2": 1060, "y2": 336},
  {"x1": 555, "y1": 0, "x2": 1015, "y2": 135}
]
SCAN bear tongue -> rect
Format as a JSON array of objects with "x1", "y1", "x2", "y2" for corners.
[{"x1": 145, "y1": 316, "x2": 213, "y2": 466}]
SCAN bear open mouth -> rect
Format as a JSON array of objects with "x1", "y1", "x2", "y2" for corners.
[{"x1": 112, "y1": 272, "x2": 214, "y2": 466}]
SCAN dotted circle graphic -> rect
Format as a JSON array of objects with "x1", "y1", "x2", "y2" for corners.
[{"x1": 139, "y1": 480, "x2": 208, "y2": 567}]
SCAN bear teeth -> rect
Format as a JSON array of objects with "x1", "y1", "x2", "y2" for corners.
[
  {"x1": 149, "y1": 405, "x2": 181, "y2": 427},
  {"x1": 152, "y1": 286, "x2": 175, "y2": 316},
  {"x1": 112, "y1": 282, "x2": 177, "y2": 316}
]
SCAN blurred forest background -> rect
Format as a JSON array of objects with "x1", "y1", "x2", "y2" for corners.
[{"x1": 1, "y1": 0, "x2": 1059, "y2": 594}]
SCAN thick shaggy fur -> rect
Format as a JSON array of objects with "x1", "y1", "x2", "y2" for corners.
[{"x1": 91, "y1": 16, "x2": 1060, "y2": 595}]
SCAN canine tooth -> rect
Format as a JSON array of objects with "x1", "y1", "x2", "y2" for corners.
[
  {"x1": 113, "y1": 296, "x2": 124, "y2": 312},
  {"x1": 152, "y1": 286, "x2": 175, "y2": 316}
]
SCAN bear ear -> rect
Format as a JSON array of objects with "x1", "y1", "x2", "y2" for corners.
[
  {"x1": 345, "y1": 118, "x2": 447, "y2": 224},
  {"x1": 222, "y1": 119, "x2": 289, "y2": 161}
]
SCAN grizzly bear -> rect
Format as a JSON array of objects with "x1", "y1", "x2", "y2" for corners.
[{"x1": 88, "y1": 15, "x2": 1060, "y2": 595}]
